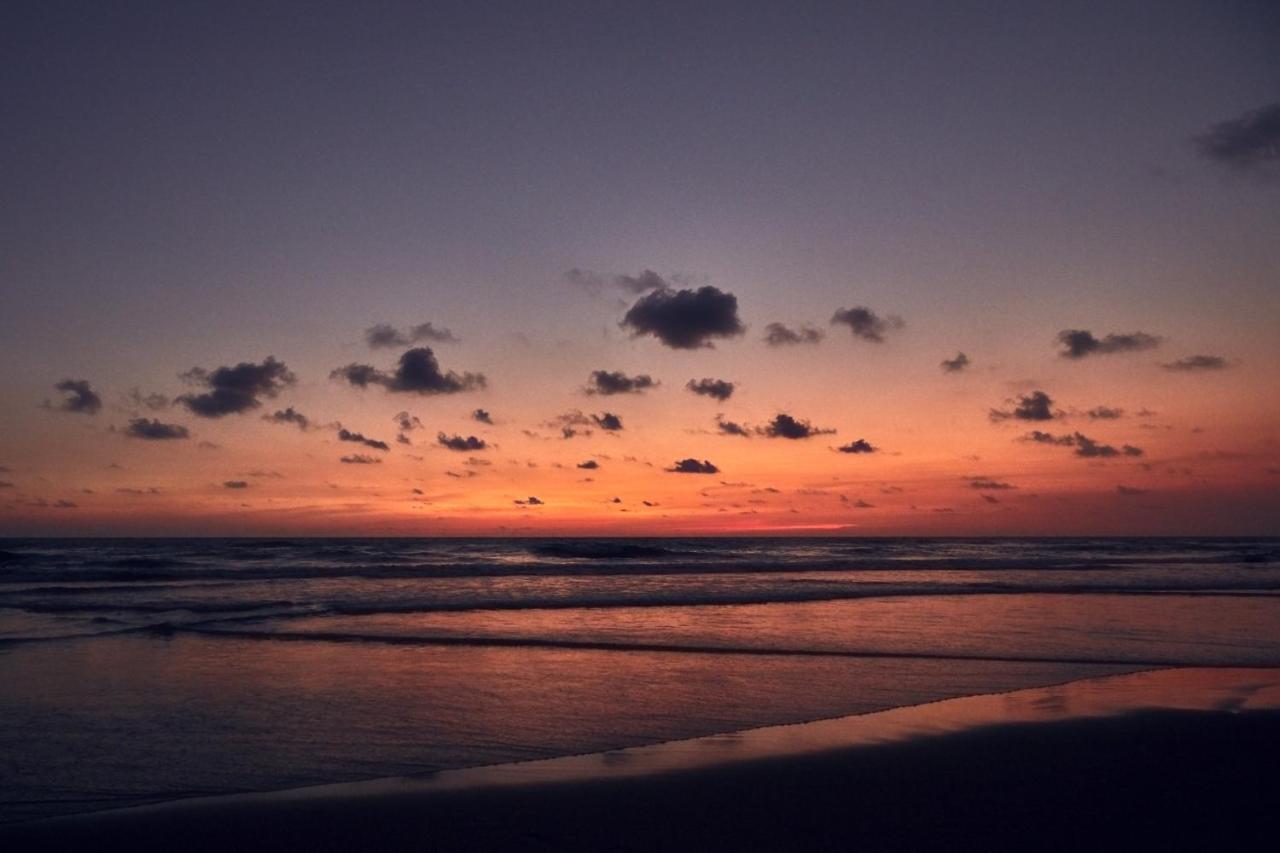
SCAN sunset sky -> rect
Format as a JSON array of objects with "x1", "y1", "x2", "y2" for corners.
[{"x1": 2, "y1": 1, "x2": 1277, "y2": 536}]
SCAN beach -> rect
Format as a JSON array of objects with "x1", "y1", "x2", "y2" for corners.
[
  {"x1": 3, "y1": 538, "x2": 1279, "y2": 849},
  {"x1": 7, "y1": 667, "x2": 1279, "y2": 851}
]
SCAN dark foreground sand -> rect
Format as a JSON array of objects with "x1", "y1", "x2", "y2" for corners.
[{"x1": 7, "y1": 669, "x2": 1280, "y2": 852}]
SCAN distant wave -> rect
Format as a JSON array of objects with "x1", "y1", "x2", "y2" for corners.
[
  {"x1": 3, "y1": 553, "x2": 1277, "y2": 584},
  {"x1": 178, "y1": 625, "x2": 1280, "y2": 669},
  {"x1": 528, "y1": 542, "x2": 682, "y2": 560}
]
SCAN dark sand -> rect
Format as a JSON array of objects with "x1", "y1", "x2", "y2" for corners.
[{"x1": 7, "y1": 668, "x2": 1280, "y2": 852}]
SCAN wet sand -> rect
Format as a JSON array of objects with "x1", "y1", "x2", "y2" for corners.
[{"x1": 6, "y1": 668, "x2": 1279, "y2": 852}]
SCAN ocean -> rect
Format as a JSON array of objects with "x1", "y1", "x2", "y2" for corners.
[{"x1": 2, "y1": 537, "x2": 1278, "y2": 823}]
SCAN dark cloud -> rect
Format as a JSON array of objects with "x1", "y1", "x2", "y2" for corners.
[
  {"x1": 940, "y1": 352, "x2": 971, "y2": 373},
  {"x1": 340, "y1": 454, "x2": 381, "y2": 464},
  {"x1": 438, "y1": 433, "x2": 487, "y2": 452},
  {"x1": 393, "y1": 412, "x2": 423, "y2": 432},
  {"x1": 830, "y1": 306, "x2": 903, "y2": 343},
  {"x1": 577, "y1": 460, "x2": 600, "y2": 469},
  {"x1": 545, "y1": 410, "x2": 624, "y2": 438},
  {"x1": 178, "y1": 357, "x2": 296, "y2": 417},
  {"x1": 1023, "y1": 430, "x2": 1076, "y2": 446},
  {"x1": 514, "y1": 496, "x2": 545, "y2": 505},
  {"x1": 331, "y1": 347, "x2": 485, "y2": 395},
  {"x1": 1116, "y1": 485, "x2": 1150, "y2": 496},
  {"x1": 836, "y1": 439, "x2": 877, "y2": 454},
  {"x1": 471, "y1": 408, "x2": 494, "y2": 424},
  {"x1": 222, "y1": 480, "x2": 249, "y2": 489},
  {"x1": 980, "y1": 494, "x2": 1000, "y2": 504},
  {"x1": 667, "y1": 458, "x2": 720, "y2": 474},
  {"x1": 565, "y1": 268, "x2": 671, "y2": 295},
  {"x1": 1160, "y1": 355, "x2": 1233, "y2": 372},
  {"x1": 53, "y1": 379, "x2": 103, "y2": 415},
  {"x1": 686, "y1": 378, "x2": 735, "y2": 401},
  {"x1": 990, "y1": 390, "x2": 1056, "y2": 422},
  {"x1": 337, "y1": 428, "x2": 390, "y2": 451},
  {"x1": 264, "y1": 407, "x2": 311, "y2": 430},
  {"x1": 716, "y1": 415, "x2": 751, "y2": 437},
  {"x1": 329, "y1": 363, "x2": 384, "y2": 388},
  {"x1": 124, "y1": 417, "x2": 190, "y2": 440},
  {"x1": 593, "y1": 412, "x2": 624, "y2": 432},
  {"x1": 759, "y1": 413, "x2": 835, "y2": 439},
  {"x1": 851, "y1": 499, "x2": 875, "y2": 508},
  {"x1": 969, "y1": 477, "x2": 1015, "y2": 490},
  {"x1": 763, "y1": 323, "x2": 824, "y2": 347},
  {"x1": 364, "y1": 322, "x2": 459, "y2": 349},
  {"x1": 1056, "y1": 330, "x2": 1161, "y2": 359},
  {"x1": 621, "y1": 286, "x2": 744, "y2": 349},
  {"x1": 1194, "y1": 102, "x2": 1280, "y2": 177},
  {"x1": 1087, "y1": 406, "x2": 1124, "y2": 420},
  {"x1": 1023, "y1": 431, "x2": 1143, "y2": 458},
  {"x1": 1075, "y1": 434, "x2": 1144, "y2": 459},
  {"x1": 586, "y1": 370, "x2": 657, "y2": 395}
]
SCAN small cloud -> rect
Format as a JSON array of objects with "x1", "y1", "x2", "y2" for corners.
[
  {"x1": 686, "y1": 378, "x2": 735, "y2": 401},
  {"x1": 593, "y1": 412, "x2": 623, "y2": 432},
  {"x1": 577, "y1": 460, "x2": 600, "y2": 469},
  {"x1": 514, "y1": 495, "x2": 545, "y2": 505},
  {"x1": 565, "y1": 267, "x2": 675, "y2": 295},
  {"x1": 940, "y1": 352, "x2": 970, "y2": 373},
  {"x1": 763, "y1": 323, "x2": 824, "y2": 347},
  {"x1": 222, "y1": 480, "x2": 250, "y2": 489},
  {"x1": 331, "y1": 348, "x2": 485, "y2": 395},
  {"x1": 620, "y1": 286, "x2": 745, "y2": 349},
  {"x1": 124, "y1": 388, "x2": 170, "y2": 411},
  {"x1": 546, "y1": 410, "x2": 624, "y2": 437},
  {"x1": 364, "y1": 322, "x2": 459, "y2": 349},
  {"x1": 340, "y1": 454, "x2": 381, "y2": 464},
  {"x1": 716, "y1": 415, "x2": 751, "y2": 437},
  {"x1": 178, "y1": 357, "x2": 296, "y2": 417},
  {"x1": 758, "y1": 413, "x2": 834, "y2": 440},
  {"x1": 667, "y1": 458, "x2": 720, "y2": 474},
  {"x1": 968, "y1": 477, "x2": 1015, "y2": 490},
  {"x1": 1057, "y1": 330, "x2": 1161, "y2": 359},
  {"x1": 990, "y1": 390, "x2": 1056, "y2": 422},
  {"x1": 852, "y1": 499, "x2": 875, "y2": 508},
  {"x1": 438, "y1": 432, "x2": 487, "y2": 452},
  {"x1": 124, "y1": 418, "x2": 190, "y2": 440},
  {"x1": 1194, "y1": 101, "x2": 1280, "y2": 179},
  {"x1": 836, "y1": 439, "x2": 877, "y2": 454},
  {"x1": 54, "y1": 499, "x2": 77, "y2": 509},
  {"x1": 1116, "y1": 485, "x2": 1149, "y2": 496},
  {"x1": 471, "y1": 408, "x2": 494, "y2": 424},
  {"x1": 586, "y1": 370, "x2": 657, "y2": 395},
  {"x1": 830, "y1": 306, "x2": 903, "y2": 343},
  {"x1": 1022, "y1": 431, "x2": 1143, "y2": 458},
  {"x1": 980, "y1": 494, "x2": 1000, "y2": 504},
  {"x1": 1160, "y1": 355, "x2": 1233, "y2": 372},
  {"x1": 264, "y1": 407, "x2": 312, "y2": 430},
  {"x1": 51, "y1": 379, "x2": 103, "y2": 415},
  {"x1": 393, "y1": 412, "x2": 423, "y2": 432},
  {"x1": 337, "y1": 428, "x2": 390, "y2": 451},
  {"x1": 1087, "y1": 406, "x2": 1124, "y2": 420}
]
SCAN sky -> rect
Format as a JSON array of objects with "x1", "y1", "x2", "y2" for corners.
[{"x1": 2, "y1": 0, "x2": 1278, "y2": 536}]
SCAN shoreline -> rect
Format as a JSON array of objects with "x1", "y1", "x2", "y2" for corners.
[{"x1": 7, "y1": 666, "x2": 1280, "y2": 850}]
